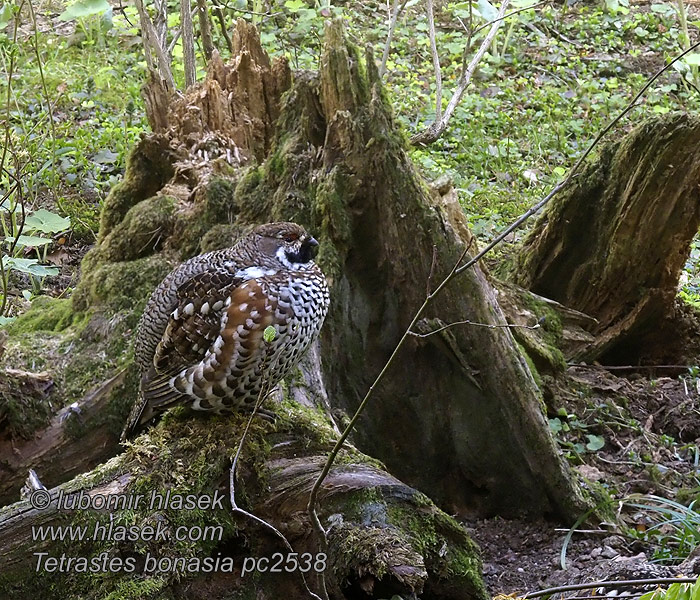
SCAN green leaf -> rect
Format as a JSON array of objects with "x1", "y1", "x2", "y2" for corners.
[
  {"x1": 0, "y1": 315, "x2": 16, "y2": 326},
  {"x1": 684, "y1": 53, "x2": 700, "y2": 66},
  {"x1": 475, "y1": 0, "x2": 498, "y2": 21},
  {"x1": 2, "y1": 257, "x2": 59, "y2": 277},
  {"x1": 0, "y1": 3, "x2": 13, "y2": 30},
  {"x1": 548, "y1": 417, "x2": 562, "y2": 434},
  {"x1": 284, "y1": 0, "x2": 306, "y2": 10},
  {"x1": 585, "y1": 434, "x2": 605, "y2": 451},
  {"x1": 24, "y1": 209, "x2": 70, "y2": 234},
  {"x1": 59, "y1": 0, "x2": 110, "y2": 22},
  {"x1": 263, "y1": 326, "x2": 277, "y2": 344},
  {"x1": 92, "y1": 149, "x2": 119, "y2": 164},
  {"x1": 5, "y1": 235, "x2": 52, "y2": 247}
]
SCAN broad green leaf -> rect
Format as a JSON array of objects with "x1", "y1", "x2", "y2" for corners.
[
  {"x1": 684, "y1": 53, "x2": 700, "y2": 66},
  {"x1": 4, "y1": 235, "x2": 52, "y2": 247},
  {"x1": 92, "y1": 149, "x2": 119, "y2": 164},
  {"x1": 24, "y1": 209, "x2": 70, "y2": 234},
  {"x1": 548, "y1": 418, "x2": 562, "y2": 434},
  {"x1": 284, "y1": 0, "x2": 306, "y2": 10},
  {"x1": 0, "y1": 315, "x2": 16, "y2": 326},
  {"x1": 2, "y1": 257, "x2": 59, "y2": 277},
  {"x1": 585, "y1": 434, "x2": 605, "y2": 451},
  {"x1": 475, "y1": 0, "x2": 498, "y2": 21},
  {"x1": 59, "y1": 0, "x2": 110, "y2": 21}
]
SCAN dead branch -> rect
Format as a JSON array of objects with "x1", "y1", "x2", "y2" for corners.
[{"x1": 411, "y1": 0, "x2": 510, "y2": 146}]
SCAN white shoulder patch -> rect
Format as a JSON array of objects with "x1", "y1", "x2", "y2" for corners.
[
  {"x1": 235, "y1": 266, "x2": 278, "y2": 279},
  {"x1": 236, "y1": 266, "x2": 266, "y2": 279}
]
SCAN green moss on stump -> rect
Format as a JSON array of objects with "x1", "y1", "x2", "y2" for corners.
[
  {"x1": 99, "y1": 135, "x2": 177, "y2": 237},
  {"x1": 99, "y1": 195, "x2": 177, "y2": 263},
  {"x1": 73, "y1": 255, "x2": 173, "y2": 316},
  {"x1": 204, "y1": 177, "x2": 238, "y2": 223}
]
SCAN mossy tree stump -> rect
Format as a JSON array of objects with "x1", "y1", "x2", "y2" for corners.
[{"x1": 514, "y1": 114, "x2": 700, "y2": 362}]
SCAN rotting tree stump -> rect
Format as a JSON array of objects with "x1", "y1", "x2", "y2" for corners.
[{"x1": 514, "y1": 114, "x2": 700, "y2": 363}]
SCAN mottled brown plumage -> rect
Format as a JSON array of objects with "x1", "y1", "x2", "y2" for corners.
[{"x1": 123, "y1": 222, "x2": 330, "y2": 438}]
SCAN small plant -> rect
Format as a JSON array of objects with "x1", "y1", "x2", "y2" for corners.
[
  {"x1": 548, "y1": 407, "x2": 605, "y2": 460},
  {"x1": 59, "y1": 0, "x2": 113, "y2": 47},
  {"x1": 639, "y1": 579, "x2": 700, "y2": 600},
  {"x1": 1, "y1": 202, "x2": 69, "y2": 315},
  {"x1": 623, "y1": 494, "x2": 700, "y2": 563}
]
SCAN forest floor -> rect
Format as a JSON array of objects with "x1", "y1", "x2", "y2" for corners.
[{"x1": 467, "y1": 312, "x2": 700, "y2": 596}]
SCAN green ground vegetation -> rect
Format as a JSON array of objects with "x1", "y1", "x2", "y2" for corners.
[{"x1": 2, "y1": 0, "x2": 700, "y2": 317}]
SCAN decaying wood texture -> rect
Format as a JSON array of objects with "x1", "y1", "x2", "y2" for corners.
[
  {"x1": 514, "y1": 114, "x2": 700, "y2": 362},
  {"x1": 0, "y1": 350, "x2": 487, "y2": 600},
  {"x1": 0, "y1": 370, "x2": 127, "y2": 507}
]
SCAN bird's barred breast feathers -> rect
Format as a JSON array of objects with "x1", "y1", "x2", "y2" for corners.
[{"x1": 125, "y1": 222, "x2": 330, "y2": 436}]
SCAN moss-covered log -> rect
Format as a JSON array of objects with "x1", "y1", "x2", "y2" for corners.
[
  {"x1": 0, "y1": 369, "x2": 127, "y2": 506},
  {"x1": 513, "y1": 114, "x2": 700, "y2": 363},
  {"x1": 0, "y1": 359, "x2": 487, "y2": 600}
]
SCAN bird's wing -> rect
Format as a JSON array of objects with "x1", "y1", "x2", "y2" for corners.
[{"x1": 151, "y1": 268, "x2": 243, "y2": 374}]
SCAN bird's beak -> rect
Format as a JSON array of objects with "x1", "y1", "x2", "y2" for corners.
[{"x1": 304, "y1": 237, "x2": 319, "y2": 259}]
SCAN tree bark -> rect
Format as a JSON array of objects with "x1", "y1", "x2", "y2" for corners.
[{"x1": 513, "y1": 114, "x2": 700, "y2": 363}]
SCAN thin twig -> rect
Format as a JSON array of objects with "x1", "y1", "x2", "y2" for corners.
[
  {"x1": 229, "y1": 342, "x2": 322, "y2": 600},
  {"x1": 426, "y1": 245, "x2": 438, "y2": 296},
  {"x1": 379, "y1": 0, "x2": 409, "y2": 78},
  {"x1": 426, "y1": 0, "x2": 442, "y2": 120},
  {"x1": 471, "y1": 0, "x2": 548, "y2": 37},
  {"x1": 0, "y1": 1, "x2": 26, "y2": 317},
  {"x1": 27, "y1": 0, "x2": 56, "y2": 185},
  {"x1": 212, "y1": 5, "x2": 234, "y2": 53},
  {"x1": 572, "y1": 364, "x2": 692, "y2": 371},
  {"x1": 167, "y1": 29, "x2": 182, "y2": 55},
  {"x1": 409, "y1": 319, "x2": 540, "y2": 338},
  {"x1": 134, "y1": 0, "x2": 176, "y2": 89},
  {"x1": 563, "y1": 595, "x2": 646, "y2": 600},
  {"x1": 524, "y1": 578, "x2": 698, "y2": 599}
]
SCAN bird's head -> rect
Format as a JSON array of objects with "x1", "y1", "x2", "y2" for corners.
[{"x1": 252, "y1": 222, "x2": 320, "y2": 270}]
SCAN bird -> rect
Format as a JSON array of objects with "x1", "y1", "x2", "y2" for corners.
[{"x1": 122, "y1": 222, "x2": 330, "y2": 438}]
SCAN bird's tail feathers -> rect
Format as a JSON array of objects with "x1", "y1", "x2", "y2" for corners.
[{"x1": 120, "y1": 371, "x2": 184, "y2": 440}]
